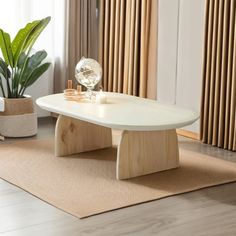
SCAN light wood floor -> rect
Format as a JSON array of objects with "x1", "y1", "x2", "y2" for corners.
[{"x1": 0, "y1": 117, "x2": 236, "y2": 236}]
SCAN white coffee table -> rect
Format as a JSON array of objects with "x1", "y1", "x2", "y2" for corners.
[{"x1": 36, "y1": 92, "x2": 198, "y2": 180}]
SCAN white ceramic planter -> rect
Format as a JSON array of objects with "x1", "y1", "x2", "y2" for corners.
[{"x1": 0, "y1": 96, "x2": 37, "y2": 137}]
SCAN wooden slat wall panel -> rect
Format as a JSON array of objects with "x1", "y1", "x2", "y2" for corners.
[
  {"x1": 224, "y1": 0, "x2": 235, "y2": 148},
  {"x1": 112, "y1": 0, "x2": 121, "y2": 92},
  {"x1": 98, "y1": 0, "x2": 156, "y2": 98},
  {"x1": 207, "y1": 0, "x2": 218, "y2": 144},
  {"x1": 118, "y1": 0, "x2": 125, "y2": 93},
  {"x1": 201, "y1": 0, "x2": 236, "y2": 151},
  {"x1": 229, "y1": 10, "x2": 236, "y2": 149},
  {"x1": 132, "y1": 0, "x2": 140, "y2": 96},
  {"x1": 212, "y1": 0, "x2": 223, "y2": 146}
]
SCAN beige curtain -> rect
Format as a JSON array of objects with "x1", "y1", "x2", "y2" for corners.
[
  {"x1": 200, "y1": 0, "x2": 236, "y2": 151},
  {"x1": 98, "y1": 0, "x2": 157, "y2": 98},
  {"x1": 54, "y1": 0, "x2": 98, "y2": 92}
]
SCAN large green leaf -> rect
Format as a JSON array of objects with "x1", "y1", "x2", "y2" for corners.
[
  {"x1": 12, "y1": 16, "x2": 51, "y2": 66},
  {"x1": 0, "y1": 58, "x2": 11, "y2": 79},
  {"x1": 20, "y1": 62, "x2": 51, "y2": 96},
  {"x1": 12, "y1": 20, "x2": 40, "y2": 65},
  {"x1": 20, "y1": 50, "x2": 47, "y2": 84},
  {"x1": 0, "y1": 58, "x2": 12, "y2": 97},
  {"x1": 25, "y1": 50, "x2": 47, "y2": 71},
  {"x1": 23, "y1": 17, "x2": 51, "y2": 52},
  {"x1": 0, "y1": 30, "x2": 14, "y2": 67},
  {"x1": 0, "y1": 73, "x2": 6, "y2": 97},
  {"x1": 17, "y1": 52, "x2": 27, "y2": 69}
]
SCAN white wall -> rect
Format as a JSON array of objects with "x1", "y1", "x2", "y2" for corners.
[
  {"x1": 157, "y1": 0, "x2": 179, "y2": 104},
  {"x1": 157, "y1": 0, "x2": 205, "y2": 133}
]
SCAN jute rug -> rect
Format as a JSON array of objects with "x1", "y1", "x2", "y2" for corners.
[{"x1": 1, "y1": 137, "x2": 236, "y2": 218}]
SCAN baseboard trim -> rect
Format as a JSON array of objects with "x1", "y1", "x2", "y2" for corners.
[{"x1": 177, "y1": 129, "x2": 199, "y2": 140}]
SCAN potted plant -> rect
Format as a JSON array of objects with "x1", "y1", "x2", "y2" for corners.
[{"x1": 0, "y1": 17, "x2": 51, "y2": 138}]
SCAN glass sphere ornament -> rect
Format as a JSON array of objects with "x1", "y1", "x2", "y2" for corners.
[{"x1": 75, "y1": 57, "x2": 102, "y2": 100}]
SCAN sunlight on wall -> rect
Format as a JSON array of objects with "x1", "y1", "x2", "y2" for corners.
[
  {"x1": 0, "y1": 0, "x2": 67, "y2": 116},
  {"x1": 0, "y1": 0, "x2": 66, "y2": 61}
]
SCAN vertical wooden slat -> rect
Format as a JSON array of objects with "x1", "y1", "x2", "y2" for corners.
[
  {"x1": 229, "y1": 13, "x2": 236, "y2": 150},
  {"x1": 139, "y1": 0, "x2": 150, "y2": 98},
  {"x1": 117, "y1": 0, "x2": 125, "y2": 93},
  {"x1": 202, "y1": 0, "x2": 215, "y2": 143},
  {"x1": 123, "y1": 0, "x2": 132, "y2": 94},
  {"x1": 108, "y1": 0, "x2": 115, "y2": 91},
  {"x1": 113, "y1": 0, "x2": 121, "y2": 92},
  {"x1": 127, "y1": 0, "x2": 136, "y2": 94},
  {"x1": 217, "y1": 0, "x2": 230, "y2": 147},
  {"x1": 207, "y1": 0, "x2": 219, "y2": 144},
  {"x1": 133, "y1": 0, "x2": 140, "y2": 96},
  {"x1": 146, "y1": 0, "x2": 158, "y2": 99},
  {"x1": 233, "y1": 112, "x2": 236, "y2": 150},
  {"x1": 212, "y1": 0, "x2": 224, "y2": 146},
  {"x1": 145, "y1": 1, "x2": 151, "y2": 62},
  {"x1": 144, "y1": 0, "x2": 151, "y2": 96},
  {"x1": 139, "y1": 0, "x2": 147, "y2": 97},
  {"x1": 224, "y1": 0, "x2": 235, "y2": 149},
  {"x1": 98, "y1": 0, "x2": 105, "y2": 67},
  {"x1": 103, "y1": 0, "x2": 110, "y2": 91}
]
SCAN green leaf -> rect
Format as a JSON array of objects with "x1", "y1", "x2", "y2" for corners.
[
  {"x1": 23, "y1": 17, "x2": 51, "y2": 52},
  {"x1": 0, "y1": 58, "x2": 11, "y2": 79},
  {"x1": 17, "y1": 52, "x2": 27, "y2": 68},
  {"x1": 0, "y1": 73, "x2": 6, "y2": 97},
  {"x1": 22, "y1": 62, "x2": 51, "y2": 89},
  {"x1": 20, "y1": 50, "x2": 47, "y2": 84},
  {"x1": 27, "y1": 50, "x2": 47, "y2": 70},
  {"x1": 12, "y1": 20, "x2": 39, "y2": 63},
  {"x1": 12, "y1": 16, "x2": 51, "y2": 66},
  {"x1": 0, "y1": 58, "x2": 12, "y2": 97},
  {"x1": 0, "y1": 30, "x2": 14, "y2": 67}
]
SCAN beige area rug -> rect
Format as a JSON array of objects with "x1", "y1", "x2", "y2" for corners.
[{"x1": 1, "y1": 138, "x2": 236, "y2": 218}]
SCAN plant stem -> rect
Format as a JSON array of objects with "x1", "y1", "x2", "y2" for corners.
[
  {"x1": 5, "y1": 77, "x2": 12, "y2": 98},
  {"x1": 18, "y1": 52, "x2": 30, "y2": 97}
]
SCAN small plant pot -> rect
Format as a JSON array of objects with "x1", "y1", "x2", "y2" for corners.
[{"x1": 0, "y1": 96, "x2": 37, "y2": 137}]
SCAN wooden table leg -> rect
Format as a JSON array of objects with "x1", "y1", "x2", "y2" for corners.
[
  {"x1": 116, "y1": 129, "x2": 179, "y2": 179},
  {"x1": 55, "y1": 115, "x2": 112, "y2": 156}
]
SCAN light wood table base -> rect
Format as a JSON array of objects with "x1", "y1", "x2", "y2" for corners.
[
  {"x1": 117, "y1": 130, "x2": 179, "y2": 179},
  {"x1": 55, "y1": 115, "x2": 112, "y2": 156},
  {"x1": 55, "y1": 115, "x2": 180, "y2": 179}
]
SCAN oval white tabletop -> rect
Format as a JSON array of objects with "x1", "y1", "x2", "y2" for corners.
[{"x1": 36, "y1": 92, "x2": 199, "y2": 131}]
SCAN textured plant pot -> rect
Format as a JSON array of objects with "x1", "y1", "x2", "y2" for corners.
[{"x1": 0, "y1": 96, "x2": 37, "y2": 137}]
